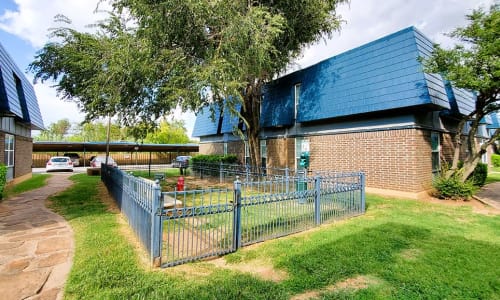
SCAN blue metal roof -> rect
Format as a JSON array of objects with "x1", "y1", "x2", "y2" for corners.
[
  {"x1": 221, "y1": 103, "x2": 241, "y2": 134},
  {"x1": 488, "y1": 113, "x2": 500, "y2": 129},
  {"x1": 192, "y1": 105, "x2": 221, "y2": 137},
  {"x1": 193, "y1": 26, "x2": 477, "y2": 136},
  {"x1": 192, "y1": 101, "x2": 243, "y2": 137},
  {"x1": 264, "y1": 26, "x2": 452, "y2": 124},
  {"x1": 0, "y1": 42, "x2": 44, "y2": 130}
]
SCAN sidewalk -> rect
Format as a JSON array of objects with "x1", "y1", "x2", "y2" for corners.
[
  {"x1": 0, "y1": 173, "x2": 74, "y2": 300},
  {"x1": 474, "y1": 181, "x2": 500, "y2": 210}
]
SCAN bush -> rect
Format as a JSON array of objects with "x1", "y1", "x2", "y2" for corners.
[
  {"x1": 433, "y1": 173, "x2": 474, "y2": 200},
  {"x1": 469, "y1": 162, "x2": 488, "y2": 186},
  {"x1": 0, "y1": 164, "x2": 7, "y2": 200},
  {"x1": 492, "y1": 154, "x2": 500, "y2": 167},
  {"x1": 191, "y1": 154, "x2": 239, "y2": 164}
]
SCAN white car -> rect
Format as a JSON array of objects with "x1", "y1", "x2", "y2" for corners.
[{"x1": 46, "y1": 156, "x2": 74, "y2": 172}]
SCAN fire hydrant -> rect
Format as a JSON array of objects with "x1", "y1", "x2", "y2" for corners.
[{"x1": 176, "y1": 176, "x2": 185, "y2": 191}]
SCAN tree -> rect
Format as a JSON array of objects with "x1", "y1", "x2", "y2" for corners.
[
  {"x1": 423, "y1": 4, "x2": 499, "y2": 182},
  {"x1": 35, "y1": 118, "x2": 71, "y2": 141},
  {"x1": 67, "y1": 121, "x2": 129, "y2": 142},
  {"x1": 110, "y1": 0, "x2": 348, "y2": 165},
  {"x1": 29, "y1": 14, "x2": 179, "y2": 136},
  {"x1": 143, "y1": 119, "x2": 191, "y2": 144},
  {"x1": 31, "y1": 1, "x2": 348, "y2": 164}
]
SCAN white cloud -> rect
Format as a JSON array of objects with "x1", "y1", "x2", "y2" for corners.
[
  {"x1": 294, "y1": 0, "x2": 496, "y2": 70},
  {"x1": 0, "y1": 0, "x2": 108, "y2": 48},
  {"x1": 28, "y1": 74, "x2": 85, "y2": 129}
]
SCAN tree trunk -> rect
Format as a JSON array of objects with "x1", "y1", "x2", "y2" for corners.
[
  {"x1": 445, "y1": 117, "x2": 468, "y2": 178},
  {"x1": 240, "y1": 79, "x2": 263, "y2": 167}
]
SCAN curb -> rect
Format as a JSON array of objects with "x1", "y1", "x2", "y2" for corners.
[{"x1": 472, "y1": 195, "x2": 500, "y2": 210}]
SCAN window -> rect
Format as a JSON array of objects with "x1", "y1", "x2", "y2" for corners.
[
  {"x1": 4, "y1": 134, "x2": 14, "y2": 167},
  {"x1": 295, "y1": 137, "x2": 303, "y2": 169},
  {"x1": 295, "y1": 137, "x2": 310, "y2": 169},
  {"x1": 260, "y1": 140, "x2": 267, "y2": 159},
  {"x1": 260, "y1": 140, "x2": 267, "y2": 171},
  {"x1": 431, "y1": 132, "x2": 440, "y2": 174},
  {"x1": 294, "y1": 83, "x2": 301, "y2": 120},
  {"x1": 244, "y1": 141, "x2": 250, "y2": 165},
  {"x1": 14, "y1": 74, "x2": 30, "y2": 122}
]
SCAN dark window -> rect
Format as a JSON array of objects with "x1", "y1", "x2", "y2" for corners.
[
  {"x1": 0, "y1": 67, "x2": 9, "y2": 111},
  {"x1": 13, "y1": 74, "x2": 30, "y2": 123}
]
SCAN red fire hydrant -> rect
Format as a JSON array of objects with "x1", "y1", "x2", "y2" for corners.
[{"x1": 176, "y1": 176, "x2": 185, "y2": 191}]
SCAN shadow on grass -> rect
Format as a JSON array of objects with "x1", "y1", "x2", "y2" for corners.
[
  {"x1": 275, "y1": 222, "x2": 499, "y2": 299},
  {"x1": 278, "y1": 222, "x2": 431, "y2": 292}
]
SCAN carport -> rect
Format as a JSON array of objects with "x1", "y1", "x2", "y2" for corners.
[{"x1": 32, "y1": 142, "x2": 199, "y2": 168}]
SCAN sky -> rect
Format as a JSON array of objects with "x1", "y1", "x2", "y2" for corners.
[{"x1": 0, "y1": 0, "x2": 495, "y2": 138}]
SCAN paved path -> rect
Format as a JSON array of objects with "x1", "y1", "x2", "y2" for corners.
[
  {"x1": 474, "y1": 181, "x2": 500, "y2": 210},
  {"x1": 0, "y1": 173, "x2": 74, "y2": 300}
]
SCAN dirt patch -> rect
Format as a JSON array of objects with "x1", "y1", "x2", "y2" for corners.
[
  {"x1": 161, "y1": 263, "x2": 217, "y2": 281},
  {"x1": 209, "y1": 257, "x2": 288, "y2": 282},
  {"x1": 97, "y1": 182, "x2": 152, "y2": 270},
  {"x1": 291, "y1": 275, "x2": 381, "y2": 300},
  {"x1": 419, "y1": 197, "x2": 500, "y2": 216},
  {"x1": 163, "y1": 176, "x2": 233, "y2": 192},
  {"x1": 98, "y1": 184, "x2": 120, "y2": 214},
  {"x1": 399, "y1": 248, "x2": 422, "y2": 261}
]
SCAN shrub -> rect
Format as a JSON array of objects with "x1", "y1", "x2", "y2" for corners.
[
  {"x1": 492, "y1": 154, "x2": 500, "y2": 167},
  {"x1": 433, "y1": 173, "x2": 474, "y2": 200},
  {"x1": 0, "y1": 164, "x2": 7, "y2": 200},
  {"x1": 469, "y1": 162, "x2": 488, "y2": 186},
  {"x1": 191, "y1": 154, "x2": 239, "y2": 164}
]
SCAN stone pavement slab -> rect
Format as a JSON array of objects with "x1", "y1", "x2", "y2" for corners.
[{"x1": 0, "y1": 173, "x2": 74, "y2": 300}]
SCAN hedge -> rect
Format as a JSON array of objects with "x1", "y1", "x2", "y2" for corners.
[
  {"x1": 0, "y1": 164, "x2": 7, "y2": 200},
  {"x1": 492, "y1": 154, "x2": 500, "y2": 167},
  {"x1": 190, "y1": 154, "x2": 239, "y2": 164}
]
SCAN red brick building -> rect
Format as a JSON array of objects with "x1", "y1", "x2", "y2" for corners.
[{"x1": 192, "y1": 27, "x2": 498, "y2": 199}]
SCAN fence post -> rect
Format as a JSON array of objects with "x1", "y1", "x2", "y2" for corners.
[
  {"x1": 285, "y1": 167, "x2": 289, "y2": 193},
  {"x1": 245, "y1": 164, "x2": 250, "y2": 182},
  {"x1": 232, "y1": 177, "x2": 242, "y2": 251},
  {"x1": 314, "y1": 176, "x2": 322, "y2": 225},
  {"x1": 360, "y1": 172, "x2": 366, "y2": 213},
  {"x1": 151, "y1": 180, "x2": 163, "y2": 267},
  {"x1": 220, "y1": 161, "x2": 223, "y2": 183}
]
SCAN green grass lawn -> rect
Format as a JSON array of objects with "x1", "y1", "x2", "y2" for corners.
[
  {"x1": 2, "y1": 173, "x2": 51, "y2": 199},
  {"x1": 50, "y1": 174, "x2": 500, "y2": 299}
]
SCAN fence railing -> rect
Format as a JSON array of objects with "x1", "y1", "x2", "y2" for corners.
[
  {"x1": 190, "y1": 161, "x2": 304, "y2": 183},
  {"x1": 101, "y1": 164, "x2": 365, "y2": 268},
  {"x1": 101, "y1": 165, "x2": 162, "y2": 266}
]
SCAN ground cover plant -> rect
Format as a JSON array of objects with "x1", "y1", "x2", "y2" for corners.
[
  {"x1": 2, "y1": 173, "x2": 51, "y2": 199},
  {"x1": 50, "y1": 174, "x2": 499, "y2": 299}
]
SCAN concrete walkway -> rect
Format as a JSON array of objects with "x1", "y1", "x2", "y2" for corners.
[
  {"x1": 474, "y1": 181, "x2": 500, "y2": 210},
  {"x1": 0, "y1": 173, "x2": 74, "y2": 300}
]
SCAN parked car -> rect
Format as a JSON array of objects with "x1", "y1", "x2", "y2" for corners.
[
  {"x1": 173, "y1": 156, "x2": 191, "y2": 168},
  {"x1": 63, "y1": 152, "x2": 80, "y2": 167},
  {"x1": 46, "y1": 156, "x2": 74, "y2": 172},
  {"x1": 90, "y1": 156, "x2": 117, "y2": 168}
]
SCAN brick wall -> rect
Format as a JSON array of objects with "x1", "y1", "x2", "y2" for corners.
[
  {"x1": 15, "y1": 136, "x2": 33, "y2": 178},
  {"x1": 199, "y1": 141, "x2": 246, "y2": 163},
  {"x1": 199, "y1": 143, "x2": 224, "y2": 156},
  {"x1": 309, "y1": 129, "x2": 434, "y2": 193},
  {"x1": 267, "y1": 138, "x2": 295, "y2": 169}
]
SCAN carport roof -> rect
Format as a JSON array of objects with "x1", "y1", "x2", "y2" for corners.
[{"x1": 33, "y1": 141, "x2": 199, "y2": 153}]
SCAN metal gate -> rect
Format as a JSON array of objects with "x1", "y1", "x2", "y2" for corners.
[{"x1": 158, "y1": 172, "x2": 365, "y2": 267}]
